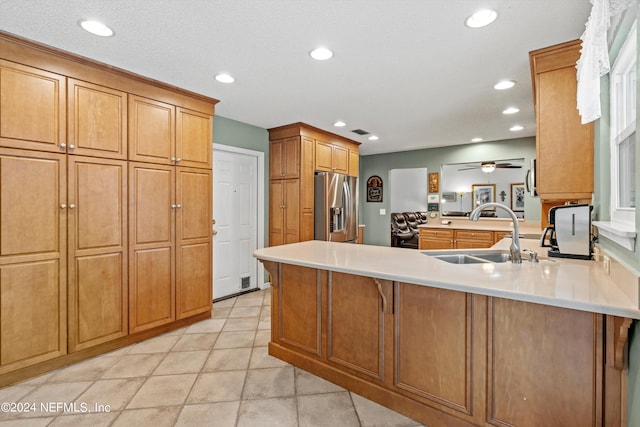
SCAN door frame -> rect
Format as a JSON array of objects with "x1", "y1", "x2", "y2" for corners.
[{"x1": 213, "y1": 143, "x2": 266, "y2": 290}]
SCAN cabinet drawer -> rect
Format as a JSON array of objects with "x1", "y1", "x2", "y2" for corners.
[
  {"x1": 454, "y1": 230, "x2": 493, "y2": 242},
  {"x1": 420, "y1": 229, "x2": 453, "y2": 239}
]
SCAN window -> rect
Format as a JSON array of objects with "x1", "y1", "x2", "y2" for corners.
[{"x1": 610, "y1": 20, "x2": 636, "y2": 226}]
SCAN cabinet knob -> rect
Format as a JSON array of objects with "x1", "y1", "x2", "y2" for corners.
[
  {"x1": 171, "y1": 157, "x2": 176, "y2": 161},
  {"x1": 281, "y1": 173, "x2": 285, "y2": 177},
  {"x1": 176, "y1": 204, "x2": 182, "y2": 208},
  {"x1": 171, "y1": 204, "x2": 177, "y2": 209},
  {"x1": 60, "y1": 204, "x2": 67, "y2": 209},
  {"x1": 69, "y1": 144, "x2": 76, "y2": 151},
  {"x1": 69, "y1": 204, "x2": 76, "y2": 209},
  {"x1": 175, "y1": 158, "x2": 182, "y2": 163},
  {"x1": 59, "y1": 143, "x2": 66, "y2": 150}
]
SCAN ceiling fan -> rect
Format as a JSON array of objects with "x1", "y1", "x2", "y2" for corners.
[{"x1": 458, "y1": 161, "x2": 522, "y2": 173}]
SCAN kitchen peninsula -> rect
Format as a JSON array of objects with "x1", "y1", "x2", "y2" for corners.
[{"x1": 254, "y1": 240, "x2": 638, "y2": 427}]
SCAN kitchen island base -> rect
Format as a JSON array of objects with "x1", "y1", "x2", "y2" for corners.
[{"x1": 262, "y1": 261, "x2": 631, "y2": 427}]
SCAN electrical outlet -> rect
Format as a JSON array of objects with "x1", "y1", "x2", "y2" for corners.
[
  {"x1": 379, "y1": 208, "x2": 386, "y2": 215},
  {"x1": 593, "y1": 246, "x2": 601, "y2": 262},
  {"x1": 603, "y1": 255, "x2": 611, "y2": 275}
]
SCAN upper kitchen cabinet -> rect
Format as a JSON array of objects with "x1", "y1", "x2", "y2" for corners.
[
  {"x1": 129, "y1": 95, "x2": 176, "y2": 165},
  {"x1": 0, "y1": 59, "x2": 66, "y2": 153},
  {"x1": 129, "y1": 97, "x2": 212, "y2": 169},
  {"x1": 315, "y1": 139, "x2": 349, "y2": 174},
  {"x1": 176, "y1": 107, "x2": 212, "y2": 169},
  {"x1": 530, "y1": 40, "x2": 594, "y2": 200},
  {"x1": 270, "y1": 136, "x2": 300, "y2": 180},
  {"x1": 68, "y1": 79, "x2": 127, "y2": 159}
]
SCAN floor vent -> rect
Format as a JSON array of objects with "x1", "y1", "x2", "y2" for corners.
[
  {"x1": 351, "y1": 129, "x2": 370, "y2": 135},
  {"x1": 241, "y1": 276, "x2": 251, "y2": 289}
]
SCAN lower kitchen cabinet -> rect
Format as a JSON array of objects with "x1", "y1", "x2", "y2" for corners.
[
  {"x1": 68, "y1": 157, "x2": 128, "y2": 352},
  {"x1": 454, "y1": 229, "x2": 494, "y2": 249},
  {"x1": 418, "y1": 229, "x2": 454, "y2": 249},
  {"x1": 0, "y1": 149, "x2": 67, "y2": 373},
  {"x1": 266, "y1": 263, "x2": 628, "y2": 427},
  {"x1": 327, "y1": 272, "x2": 388, "y2": 382}
]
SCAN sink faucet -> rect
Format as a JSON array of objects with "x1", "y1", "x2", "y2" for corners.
[{"x1": 470, "y1": 202, "x2": 522, "y2": 264}]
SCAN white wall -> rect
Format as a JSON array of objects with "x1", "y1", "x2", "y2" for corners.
[{"x1": 389, "y1": 168, "x2": 428, "y2": 213}]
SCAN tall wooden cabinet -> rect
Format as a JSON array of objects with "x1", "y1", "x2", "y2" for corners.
[
  {"x1": 0, "y1": 32, "x2": 216, "y2": 385},
  {"x1": 0, "y1": 149, "x2": 67, "y2": 373},
  {"x1": 268, "y1": 123, "x2": 360, "y2": 246},
  {"x1": 530, "y1": 40, "x2": 594, "y2": 222}
]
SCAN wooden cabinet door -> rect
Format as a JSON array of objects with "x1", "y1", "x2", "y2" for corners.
[
  {"x1": 269, "y1": 179, "x2": 300, "y2": 246},
  {"x1": 283, "y1": 179, "x2": 300, "y2": 244},
  {"x1": 418, "y1": 229, "x2": 454, "y2": 250},
  {"x1": 348, "y1": 149, "x2": 359, "y2": 177},
  {"x1": 0, "y1": 60, "x2": 66, "y2": 153},
  {"x1": 332, "y1": 145, "x2": 349, "y2": 174},
  {"x1": 176, "y1": 167, "x2": 212, "y2": 319},
  {"x1": 531, "y1": 41, "x2": 594, "y2": 200},
  {"x1": 129, "y1": 163, "x2": 175, "y2": 333},
  {"x1": 176, "y1": 107, "x2": 211, "y2": 169},
  {"x1": 68, "y1": 79, "x2": 127, "y2": 159},
  {"x1": 67, "y1": 157, "x2": 127, "y2": 352},
  {"x1": 315, "y1": 140, "x2": 333, "y2": 172},
  {"x1": 270, "y1": 180, "x2": 285, "y2": 246},
  {"x1": 328, "y1": 272, "x2": 387, "y2": 381},
  {"x1": 454, "y1": 230, "x2": 494, "y2": 249},
  {"x1": 278, "y1": 264, "x2": 321, "y2": 355},
  {"x1": 419, "y1": 238, "x2": 454, "y2": 250},
  {"x1": 129, "y1": 95, "x2": 175, "y2": 165},
  {"x1": 394, "y1": 283, "x2": 476, "y2": 418},
  {"x1": 487, "y1": 298, "x2": 601, "y2": 427},
  {"x1": 270, "y1": 140, "x2": 285, "y2": 180},
  {"x1": 270, "y1": 137, "x2": 299, "y2": 179},
  {"x1": 0, "y1": 149, "x2": 66, "y2": 372}
]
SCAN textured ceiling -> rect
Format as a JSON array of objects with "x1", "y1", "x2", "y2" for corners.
[{"x1": 0, "y1": 0, "x2": 592, "y2": 155}]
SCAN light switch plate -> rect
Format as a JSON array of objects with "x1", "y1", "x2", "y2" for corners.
[{"x1": 379, "y1": 208, "x2": 386, "y2": 215}]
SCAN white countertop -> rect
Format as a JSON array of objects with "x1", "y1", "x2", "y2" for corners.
[{"x1": 253, "y1": 240, "x2": 640, "y2": 319}]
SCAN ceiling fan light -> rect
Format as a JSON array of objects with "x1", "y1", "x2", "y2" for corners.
[{"x1": 481, "y1": 162, "x2": 496, "y2": 173}]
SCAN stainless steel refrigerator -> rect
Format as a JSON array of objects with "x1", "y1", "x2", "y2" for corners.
[{"x1": 314, "y1": 172, "x2": 358, "y2": 243}]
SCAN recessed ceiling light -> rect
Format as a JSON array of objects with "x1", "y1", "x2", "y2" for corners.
[
  {"x1": 465, "y1": 9, "x2": 498, "y2": 28},
  {"x1": 79, "y1": 20, "x2": 114, "y2": 37},
  {"x1": 503, "y1": 107, "x2": 520, "y2": 115},
  {"x1": 368, "y1": 135, "x2": 379, "y2": 141},
  {"x1": 215, "y1": 73, "x2": 235, "y2": 84},
  {"x1": 494, "y1": 80, "x2": 516, "y2": 90},
  {"x1": 471, "y1": 137, "x2": 484, "y2": 143},
  {"x1": 333, "y1": 121, "x2": 346, "y2": 127},
  {"x1": 309, "y1": 47, "x2": 333, "y2": 61},
  {"x1": 510, "y1": 125, "x2": 524, "y2": 131}
]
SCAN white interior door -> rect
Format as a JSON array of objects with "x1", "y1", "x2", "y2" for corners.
[{"x1": 213, "y1": 148, "x2": 259, "y2": 299}]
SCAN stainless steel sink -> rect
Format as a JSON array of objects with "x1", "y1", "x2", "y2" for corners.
[{"x1": 422, "y1": 249, "x2": 512, "y2": 264}]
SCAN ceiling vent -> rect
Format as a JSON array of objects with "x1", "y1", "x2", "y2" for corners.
[{"x1": 351, "y1": 129, "x2": 370, "y2": 135}]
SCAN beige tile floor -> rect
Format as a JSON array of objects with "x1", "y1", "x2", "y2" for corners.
[{"x1": 0, "y1": 289, "x2": 424, "y2": 427}]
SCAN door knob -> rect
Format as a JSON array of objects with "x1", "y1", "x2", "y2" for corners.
[
  {"x1": 212, "y1": 229, "x2": 218, "y2": 235},
  {"x1": 212, "y1": 219, "x2": 216, "y2": 225}
]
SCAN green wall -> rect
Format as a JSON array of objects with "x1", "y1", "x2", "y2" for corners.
[
  {"x1": 212, "y1": 115, "x2": 270, "y2": 245},
  {"x1": 359, "y1": 137, "x2": 538, "y2": 246}
]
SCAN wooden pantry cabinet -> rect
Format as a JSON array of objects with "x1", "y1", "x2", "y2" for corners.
[
  {"x1": 0, "y1": 149, "x2": 67, "y2": 374},
  {"x1": 530, "y1": 40, "x2": 594, "y2": 201},
  {"x1": 129, "y1": 163, "x2": 212, "y2": 333},
  {"x1": 0, "y1": 32, "x2": 216, "y2": 385},
  {"x1": 268, "y1": 123, "x2": 360, "y2": 246}
]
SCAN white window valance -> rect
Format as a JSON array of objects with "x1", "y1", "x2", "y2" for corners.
[{"x1": 577, "y1": 0, "x2": 636, "y2": 124}]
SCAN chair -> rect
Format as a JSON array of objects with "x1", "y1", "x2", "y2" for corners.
[
  {"x1": 390, "y1": 212, "x2": 418, "y2": 248},
  {"x1": 415, "y1": 211, "x2": 429, "y2": 224}
]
